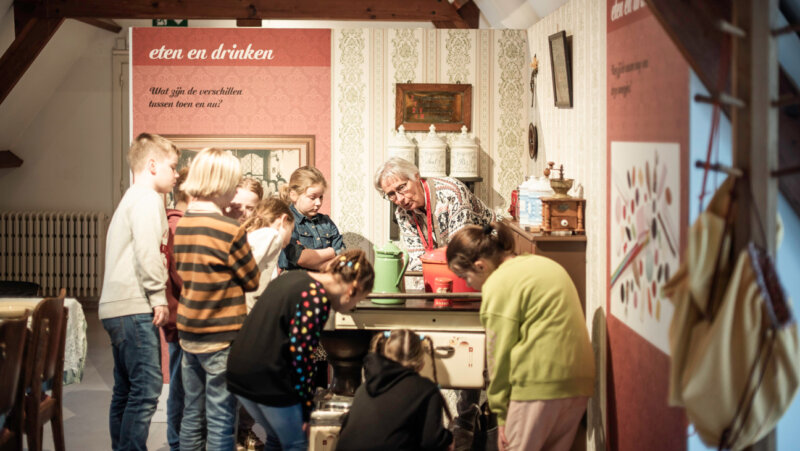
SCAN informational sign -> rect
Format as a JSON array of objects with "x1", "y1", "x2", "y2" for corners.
[{"x1": 130, "y1": 27, "x2": 333, "y2": 210}]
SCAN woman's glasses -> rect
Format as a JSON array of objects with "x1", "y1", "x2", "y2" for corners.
[{"x1": 383, "y1": 181, "x2": 412, "y2": 202}]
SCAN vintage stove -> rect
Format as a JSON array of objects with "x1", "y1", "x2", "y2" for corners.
[{"x1": 331, "y1": 293, "x2": 486, "y2": 390}]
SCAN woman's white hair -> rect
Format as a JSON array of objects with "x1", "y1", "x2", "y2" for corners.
[{"x1": 373, "y1": 158, "x2": 420, "y2": 194}]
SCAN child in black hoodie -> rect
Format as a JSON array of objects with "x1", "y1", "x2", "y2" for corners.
[{"x1": 336, "y1": 329, "x2": 454, "y2": 451}]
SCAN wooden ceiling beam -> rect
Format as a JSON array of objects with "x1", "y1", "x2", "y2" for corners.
[
  {"x1": 236, "y1": 18, "x2": 263, "y2": 27},
  {"x1": 0, "y1": 16, "x2": 64, "y2": 106},
  {"x1": 14, "y1": 1, "x2": 35, "y2": 37},
  {"x1": 455, "y1": 0, "x2": 481, "y2": 29},
  {"x1": 435, "y1": 0, "x2": 480, "y2": 29},
  {"x1": 75, "y1": 18, "x2": 122, "y2": 34},
  {"x1": 27, "y1": 0, "x2": 472, "y2": 26}
]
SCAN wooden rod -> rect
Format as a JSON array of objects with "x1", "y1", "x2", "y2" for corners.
[
  {"x1": 694, "y1": 160, "x2": 744, "y2": 177},
  {"x1": 694, "y1": 93, "x2": 746, "y2": 108},
  {"x1": 771, "y1": 165, "x2": 800, "y2": 178},
  {"x1": 718, "y1": 19, "x2": 747, "y2": 37},
  {"x1": 772, "y1": 24, "x2": 800, "y2": 36},
  {"x1": 771, "y1": 94, "x2": 800, "y2": 108}
]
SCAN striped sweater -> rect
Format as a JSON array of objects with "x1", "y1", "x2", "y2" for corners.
[{"x1": 174, "y1": 211, "x2": 260, "y2": 342}]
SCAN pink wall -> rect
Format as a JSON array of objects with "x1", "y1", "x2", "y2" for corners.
[
  {"x1": 606, "y1": 4, "x2": 689, "y2": 450},
  {"x1": 131, "y1": 28, "x2": 332, "y2": 212}
]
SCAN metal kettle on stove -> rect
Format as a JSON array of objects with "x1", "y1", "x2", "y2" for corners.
[{"x1": 372, "y1": 242, "x2": 408, "y2": 305}]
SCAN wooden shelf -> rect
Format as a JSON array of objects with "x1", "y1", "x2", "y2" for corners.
[
  {"x1": 454, "y1": 176, "x2": 483, "y2": 183},
  {"x1": 503, "y1": 219, "x2": 587, "y2": 242}
]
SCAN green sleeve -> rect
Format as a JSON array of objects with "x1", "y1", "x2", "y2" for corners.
[{"x1": 482, "y1": 312, "x2": 520, "y2": 426}]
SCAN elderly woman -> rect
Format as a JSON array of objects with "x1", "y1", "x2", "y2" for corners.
[
  {"x1": 374, "y1": 157, "x2": 494, "y2": 271},
  {"x1": 374, "y1": 157, "x2": 494, "y2": 450}
]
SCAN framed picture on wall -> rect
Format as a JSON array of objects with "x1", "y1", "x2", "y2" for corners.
[
  {"x1": 164, "y1": 135, "x2": 314, "y2": 203},
  {"x1": 395, "y1": 83, "x2": 472, "y2": 132},
  {"x1": 548, "y1": 31, "x2": 573, "y2": 108}
]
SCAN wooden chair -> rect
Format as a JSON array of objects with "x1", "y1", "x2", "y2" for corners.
[
  {"x1": 0, "y1": 313, "x2": 30, "y2": 451},
  {"x1": 22, "y1": 289, "x2": 67, "y2": 451}
]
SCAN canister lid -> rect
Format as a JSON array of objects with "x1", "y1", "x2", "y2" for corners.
[
  {"x1": 388, "y1": 125, "x2": 416, "y2": 149},
  {"x1": 374, "y1": 241, "x2": 404, "y2": 256},
  {"x1": 451, "y1": 125, "x2": 477, "y2": 149},
  {"x1": 419, "y1": 124, "x2": 447, "y2": 150},
  {"x1": 420, "y1": 246, "x2": 447, "y2": 263}
]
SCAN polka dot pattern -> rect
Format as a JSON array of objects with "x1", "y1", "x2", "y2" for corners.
[{"x1": 288, "y1": 279, "x2": 330, "y2": 409}]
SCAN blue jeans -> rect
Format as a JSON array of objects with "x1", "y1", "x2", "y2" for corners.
[
  {"x1": 166, "y1": 342, "x2": 184, "y2": 451},
  {"x1": 236, "y1": 396, "x2": 308, "y2": 451},
  {"x1": 180, "y1": 347, "x2": 238, "y2": 451},
  {"x1": 102, "y1": 313, "x2": 163, "y2": 451}
]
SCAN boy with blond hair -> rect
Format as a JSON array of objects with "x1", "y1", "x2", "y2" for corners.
[
  {"x1": 174, "y1": 148, "x2": 260, "y2": 450},
  {"x1": 99, "y1": 132, "x2": 179, "y2": 451}
]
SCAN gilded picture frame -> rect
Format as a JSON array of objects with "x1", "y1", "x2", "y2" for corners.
[
  {"x1": 395, "y1": 83, "x2": 472, "y2": 132},
  {"x1": 164, "y1": 134, "x2": 314, "y2": 200}
]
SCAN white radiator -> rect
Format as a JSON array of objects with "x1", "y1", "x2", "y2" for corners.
[{"x1": 0, "y1": 211, "x2": 108, "y2": 298}]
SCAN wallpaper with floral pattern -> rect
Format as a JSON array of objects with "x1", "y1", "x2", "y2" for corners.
[{"x1": 332, "y1": 29, "x2": 529, "y2": 250}]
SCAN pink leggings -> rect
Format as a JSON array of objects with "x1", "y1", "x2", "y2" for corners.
[{"x1": 504, "y1": 396, "x2": 588, "y2": 451}]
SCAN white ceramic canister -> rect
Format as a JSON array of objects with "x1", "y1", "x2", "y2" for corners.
[
  {"x1": 517, "y1": 176, "x2": 533, "y2": 226},
  {"x1": 387, "y1": 125, "x2": 416, "y2": 164},
  {"x1": 529, "y1": 176, "x2": 555, "y2": 226},
  {"x1": 449, "y1": 125, "x2": 478, "y2": 178},
  {"x1": 418, "y1": 124, "x2": 447, "y2": 178}
]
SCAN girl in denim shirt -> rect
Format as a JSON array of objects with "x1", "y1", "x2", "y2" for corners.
[{"x1": 278, "y1": 166, "x2": 345, "y2": 271}]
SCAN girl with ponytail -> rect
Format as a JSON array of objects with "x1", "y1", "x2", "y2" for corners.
[
  {"x1": 337, "y1": 329, "x2": 454, "y2": 451},
  {"x1": 226, "y1": 249, "x2": 374, "y2": 451},
  {"x1": 446, "y1": 222, "x2": 595, "y2": 451}
]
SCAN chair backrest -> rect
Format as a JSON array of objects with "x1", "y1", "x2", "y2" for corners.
[
  {"x1": 23, "y1": 289, "x2": 66, "y2": 402},
  {"x1": 0, "y1": 313, "x2": 29, "y2": 418}
]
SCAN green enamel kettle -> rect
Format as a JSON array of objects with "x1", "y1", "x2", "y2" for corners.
[{"x1": 372, "y1": 242, "x2": 408, "y2": 304}]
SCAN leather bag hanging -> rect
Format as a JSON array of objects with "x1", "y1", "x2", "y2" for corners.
[{"x1": 663, "y1": 176, "x2": 800, "y2": 449}]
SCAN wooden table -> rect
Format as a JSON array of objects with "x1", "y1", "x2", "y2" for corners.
[{"x1": 0, "y1": 297, "x2": 88, "y2": 385}]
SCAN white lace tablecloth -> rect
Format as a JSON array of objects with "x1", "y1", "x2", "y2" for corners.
[{"x1": 0, "y1": 297, "x2": 88, "y2": 385}]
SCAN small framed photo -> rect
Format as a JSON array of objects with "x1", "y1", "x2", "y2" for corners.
[
  {"x1": 548, "y1": 31, "x2": 573, "y2": 108},
  {"x1": 395, "y1": 83, "x2": 472, "y2": 132}
]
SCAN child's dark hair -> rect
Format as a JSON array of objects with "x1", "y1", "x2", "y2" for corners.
[
  {"x1": 242, "y1": 197, "x2": 294, "y2": 232},
  {"x1": 324, "y1": 249, "x2": 374, "y2": 296},
  {"x1": 173, "y1": 167, "x2": 190, "y2": 205},
  {"x1": 370, "y1": 329, "x2": 452, "y2": 420},
  {"x1": 446, "y1": 221, "x2": 515, "y2": 274}
]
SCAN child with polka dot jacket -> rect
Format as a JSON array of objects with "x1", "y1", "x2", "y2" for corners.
[{"x1": 226, "y1": 250, "x2": 374, "y2": 451}]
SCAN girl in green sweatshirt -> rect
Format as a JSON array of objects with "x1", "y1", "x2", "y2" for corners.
[{"x1": 446, "y1": 222, "x2": 595, "y2": 451}]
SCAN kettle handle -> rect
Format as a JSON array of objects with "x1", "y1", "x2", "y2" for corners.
[{"x1": 395, "y1": 250, "x2": 409, "y2": 288}]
